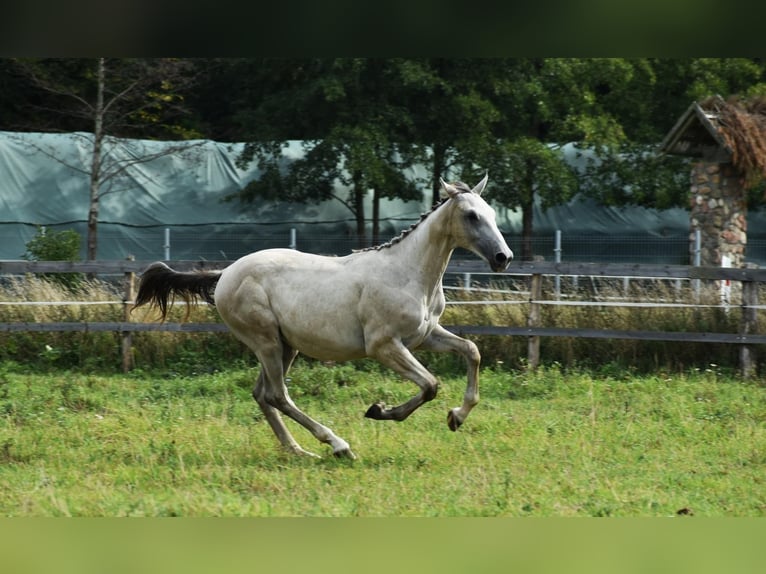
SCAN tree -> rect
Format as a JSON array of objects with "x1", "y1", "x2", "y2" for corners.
[
  {"x1": 476, "y1": 138, "x2": 579, "y2": 261},
  {"x1": 392, "y1": 59, "x2": 504, "y2": 206},
  {"x1": 233, "y1": 59, "x2": 421, "y2": 248},
  {"x1": 197, "y1": 58, "x2": 766, "y2": 260},
  {"x1": 456, "y1": 58, "x2": 766, "y2": 260},
  {"x1": 10, "y1": 57, "x2": 201, "y2": 260},
  {"x1": 233, "y1": 58, "x2": 665, "y2": 258},
  {"x1": 456, "y1": 59, "x2": 639, "y2": 260},
  {"x1": 578, "y1": 58, "x2": 766, "y2": 212}
]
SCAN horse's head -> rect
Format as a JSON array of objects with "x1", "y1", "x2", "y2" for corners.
[{"x1": 441, "y1": 175, "x2": 513, "y2": 272}]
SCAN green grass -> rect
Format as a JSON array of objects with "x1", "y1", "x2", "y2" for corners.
[{"x1": 0, "y1": 360, "x2": 764, "y2": 517}]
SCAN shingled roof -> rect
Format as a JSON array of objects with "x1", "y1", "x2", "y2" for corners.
[{"x1": 661, "y1": 95, "x2": 766, "y2": 188}]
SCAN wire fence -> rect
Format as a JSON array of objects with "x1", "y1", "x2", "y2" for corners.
[
  {"x1": 5, "y1": 225, "x2": 766, "y2": 267},
  {"x1": 92, "y1": 228, "x2": 766, "y2": 267},
  {"x1": 2, "y1": 259, "x2": 763, "y2": 375},
  {"x1": 121, "y1": 229, "x2": 702, "y2": 263}
]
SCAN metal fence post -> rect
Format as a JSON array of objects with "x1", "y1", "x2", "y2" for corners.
[{"x1": 163, "y1": 228, "x2": 170, "y2": 260}]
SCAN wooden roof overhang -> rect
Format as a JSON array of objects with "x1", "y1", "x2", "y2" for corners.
[{"x1": 660, "y1": 100, "x2": 733, "y2": 163}]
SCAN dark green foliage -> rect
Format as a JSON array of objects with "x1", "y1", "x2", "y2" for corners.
[
  {"x1": 23, "y1": 226, "x2": 81, "y2": 261},
  {"x1": 22, "y1": 226, "x2": 84, "y2": 290}
]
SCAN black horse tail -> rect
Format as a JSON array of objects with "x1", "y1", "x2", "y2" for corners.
[{"x1": 133, "y1": 262, "x2": 222, "y2": 321}]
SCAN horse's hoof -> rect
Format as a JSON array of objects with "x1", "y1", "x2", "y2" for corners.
[
  {"x1": 333, "y1": 448, "x2": 357, "y2": 460},
  {"x1": 365, "y1": 402, "x2": 385, "y2": 420},
  {"x1": 447, "y1": 410, "x2": 462, "y2": 432}
]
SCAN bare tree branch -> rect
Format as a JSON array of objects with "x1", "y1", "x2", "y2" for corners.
[
  {"x1": 10, "y1": 58, "x2": 201, "y2": 259},
  {"x1": 96, "y1": 140, "x2": 206, "y2": 193}
]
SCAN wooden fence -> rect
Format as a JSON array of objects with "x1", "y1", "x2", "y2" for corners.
[{"x1": 0, "y1": 259, "x2": 763, "y2": 376}]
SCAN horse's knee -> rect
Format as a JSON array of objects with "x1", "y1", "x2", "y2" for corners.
[{"x1": 465, "y1": 340, "x2": 481, "y2": 365}]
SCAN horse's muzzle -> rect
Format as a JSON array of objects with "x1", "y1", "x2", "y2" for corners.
[{"x1": 490, "y1": 250, "x2": 513, "y2": 272}]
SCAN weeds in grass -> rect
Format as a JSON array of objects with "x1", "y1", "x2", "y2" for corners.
[
  {"x1": 0, "y1": 275, "x2": 761, "y2": 373},
  {"x1": 0, "y1": 275, "x2": 251, "y2": 373},
  {"x1": 442, "y1": 277, "x2": 752, "y2": 373}
]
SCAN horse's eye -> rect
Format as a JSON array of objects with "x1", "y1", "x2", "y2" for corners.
[{"x1": 466, "y1": 210, "x2": 480, "y2": 222}]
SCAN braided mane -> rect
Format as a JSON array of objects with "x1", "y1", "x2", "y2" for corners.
[{"x1": 355, "y1": 181, "x2": 472, "y2": 253}]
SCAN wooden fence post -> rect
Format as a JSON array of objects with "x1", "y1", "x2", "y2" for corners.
[
  {"x1": 527, "y1": 273, "x2": 542, "y2": 370},
  {"x1": 122, "y1": 255, "x2": 135, "y2": 373},
  {"x1": 739, "y1": 279, "x2": 758, "y2": 378}
]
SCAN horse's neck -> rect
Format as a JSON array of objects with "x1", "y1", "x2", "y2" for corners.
[{"x1": 387, "y1": 203, "x2": 455, "y2": 293}]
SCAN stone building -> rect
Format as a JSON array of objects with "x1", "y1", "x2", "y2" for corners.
[{"x1": 661, "y1": 95, "x2": 766, "y2": 269}]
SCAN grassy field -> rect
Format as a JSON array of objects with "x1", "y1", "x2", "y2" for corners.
[{"x1": 0, "y1": 359, "x2": 764, "y2": 517}]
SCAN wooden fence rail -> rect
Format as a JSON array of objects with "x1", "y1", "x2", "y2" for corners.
[{"x1": 0, "y1": 259, "x2": 762, "y2": 376}]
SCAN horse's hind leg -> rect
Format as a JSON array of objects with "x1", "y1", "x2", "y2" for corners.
[
  {"x1": 253, "y1": 367, "x2": 320, "y2": 459},
  {"x1": 258, "y1": 341, "x2": 356, "y2": 460}
]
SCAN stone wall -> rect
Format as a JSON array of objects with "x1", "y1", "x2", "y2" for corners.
[{"x1": 689, "y1": 162, "x2": 747, "y2": 267}]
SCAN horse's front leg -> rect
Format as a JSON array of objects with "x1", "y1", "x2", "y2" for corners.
[
  {"x1": 417, "y1": 324, "x2": 481, "y2": 431},
  {"x1": 365, "y1": 339, "x2": 439, "y2": 422}
]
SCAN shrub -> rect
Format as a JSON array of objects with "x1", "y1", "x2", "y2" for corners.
[{"x1": 22, "y1": 226, "x2": 84, "y2": 290}]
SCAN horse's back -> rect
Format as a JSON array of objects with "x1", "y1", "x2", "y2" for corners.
[{"x1": 221, "y1": 248, "x2": 361, "y2": 292}]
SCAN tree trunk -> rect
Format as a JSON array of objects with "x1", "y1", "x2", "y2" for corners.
[
  {"x1": 431, "y1": 143, "x2": 446, "y2": 207},
  {"x1": 352, "y1": 170, "x2": 366, "y2": 249},
  {"x1": 520, "y1": 161, "x2": 536, "y2": 261},
  {"x1": 372, "y1": 187, "x2": 380, "y2": 246},
  {"x1": 87, "y1": 58, "x2": 105, "y2": 261},
  {"x1": 520, "y1": 198, "x2": 534, "y2": 261}
]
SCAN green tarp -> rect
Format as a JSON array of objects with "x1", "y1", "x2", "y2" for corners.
[{"x1": 1, "y1": 131, "x2": 761, "y2": 265}]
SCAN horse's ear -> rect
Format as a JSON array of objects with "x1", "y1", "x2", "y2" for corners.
[
  {"x1": 440, "y1": 177, "x2": 461, "y2": 198},
  {"x1": 472, "y1": 173, "x2": 489, "y2": 196}
]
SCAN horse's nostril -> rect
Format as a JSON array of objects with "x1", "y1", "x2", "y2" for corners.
[{"x1": 492, "y1": 251, "x2": 512, "y2": 270}]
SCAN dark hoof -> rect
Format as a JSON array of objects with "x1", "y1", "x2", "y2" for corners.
[
  {"x1": 365, "y1": 402, "x2": 385, "y2": 420},
  {"x1": 447, "y1": 410, "x2": 462, "y2": 432}
]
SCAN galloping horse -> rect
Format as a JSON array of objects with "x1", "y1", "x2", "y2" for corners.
[{"x1": 134, "y1": 175, "x2": 512, "y2": 459}]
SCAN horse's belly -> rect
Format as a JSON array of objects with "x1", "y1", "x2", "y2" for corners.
[
  {"x1": 272, "y1": 294, "x2": 367, "y2": 361},
  {"x1": 280, "y1": 322, "x2": 367, "y2": 362}
]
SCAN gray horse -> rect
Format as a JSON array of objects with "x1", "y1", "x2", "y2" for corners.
[{"x1": 134, "y1": 176, "x2": 512, "y2": 459}]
